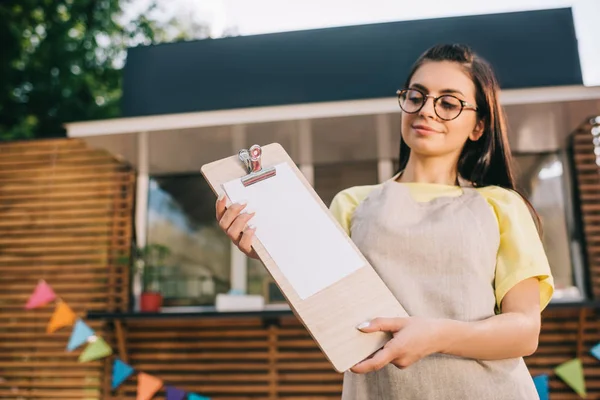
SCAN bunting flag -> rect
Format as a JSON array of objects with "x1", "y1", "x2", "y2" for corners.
[
  {"x1": 590, "y1": 343, "x2": 600, "y2": 361},
  {"x1": 137, "y1": 372, "x2": 163, "y2": 400},
  {"x1": 78, "y1": 336, "x2": 113, "y2": 362},
  {"x1": 188, "y1": 394, "x2": 210, "y2": 400},
  {"x1": 23, "y1": 280, "x2": 219, "y2": 400},
  {"x1": 555, "y1": 358, "x2": 586, "y2": 398},
  {"x1": 67, "y1": 319, "x2": 95, "y2": 352},
  {"x1": 112, "y1": 358, "x2": 135, "y2": 390},
  {"x1": 47, "y1": 301, "x2": 76, "y2": 333},
  {"x1": 25, "y1": 280, "x2": 56, "y2": 309},
  {"x1": 165, "y1": 386, "x2": 186, "y2": 400},
  {"x1": 532, "y1": 374, "x2": 549, "y2": 400}
]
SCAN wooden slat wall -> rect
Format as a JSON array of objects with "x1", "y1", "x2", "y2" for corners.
[
  {"x1": 108, "y1": 308, "x2": 600, "y2": 400},
  {"x1": 0, "y1": 138, "x2": 135, "y2": 399},
  {"x1": 109, "y1": 317, "x2": 342, "y2": 400},
  {"x1": 572, "y1": 117, "x2": 600, "y2": 298}
]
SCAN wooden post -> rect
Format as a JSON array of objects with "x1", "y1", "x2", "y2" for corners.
[
  {"x1": 268, "y1": 324, "x2": 278, "y2": 400},
  {"x1": 576, "y1": 307, "x2": 587, "y2": 360}
]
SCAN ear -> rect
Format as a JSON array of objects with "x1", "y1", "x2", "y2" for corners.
[{"x1": 469, "y1": 119, "x2": 485, "y2": 141}]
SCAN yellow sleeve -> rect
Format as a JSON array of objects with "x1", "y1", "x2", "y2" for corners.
[
  {"x1": 329, "y1": 185, "x2": 380, "y2": 236},
  {"x1": 479, "y1": 186, "x2": 555, "y2": 312}
]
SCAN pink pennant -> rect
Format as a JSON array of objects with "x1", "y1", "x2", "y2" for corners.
[{"x1": 25, "y1": 280, "x2": 56, "y2": 309}]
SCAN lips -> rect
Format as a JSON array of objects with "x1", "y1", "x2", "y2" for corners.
[
  {"x1": 411, "y1": 124, "x2": 440, "y2": 135},
  {"x1": 412, "y1": 124, "x2": 437, "y2": 132}
]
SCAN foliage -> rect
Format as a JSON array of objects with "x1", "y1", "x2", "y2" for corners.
[
  {"x1": 134, "y1": 243, "x2": 171, "y2": 292},
  {"x1": 0, "y1": 0, "x2": 216, "y2": 141}
]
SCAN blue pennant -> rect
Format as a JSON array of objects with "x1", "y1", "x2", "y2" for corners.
[
  {"x1": 590, "y1": 342, "x2": 600, "y2": 361},
  {"x1": 188, "y1": 394, "x2": 210, "y2": 400},
  {"x1": 532, "y1": 374, "x2": 549, "y2": 400},
  {"x1": 112, "y1": 358, "x2": 135, "y2": 390},
  {"x1": 67, "y1": 319, "x2": 95, "y2": 352}
]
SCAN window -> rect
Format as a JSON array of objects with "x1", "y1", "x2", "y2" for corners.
[
  {"x1": 146, "y1": 174, "x2": 231, "y2": 307},
  {"x1": 513, "y1": 152, "x2": 585, "y2": 301},
  {"x1": 313, "y1": 161, "x2": 379, "y2": 206}
]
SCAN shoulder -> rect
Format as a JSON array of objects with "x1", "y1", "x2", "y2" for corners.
[
  {"x1": 329, "y1": 184, "x2": 381, "y2": 235},
  {"x1": 476, "y1": 185, "x2": 528, "y2": 206},
  {"x1": 330, "y1": 184, "x2": 381, "y2": 208},
  {"x1": 477, "y1": 186, "x2": 554, "y2": 311},
  {"x1": 475, "y1": 185, "x2": 534, "y2": 223}
]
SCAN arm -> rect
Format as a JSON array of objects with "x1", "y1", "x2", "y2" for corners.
[
  {"x1": 351, "y1": 277, "x2": 542, "y2": 373},
  {"x1": 437, "y1": 277, "x2": 541, "y2": 359}
]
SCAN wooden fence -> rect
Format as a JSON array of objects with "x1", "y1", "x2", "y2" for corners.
[{"x1": 0, "y1": 138, "x2": 135, "y2": 399}]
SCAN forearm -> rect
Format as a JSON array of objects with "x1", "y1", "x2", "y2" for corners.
[{"x1": 436, "y1": 312, "x2": 540, "y2": 360}]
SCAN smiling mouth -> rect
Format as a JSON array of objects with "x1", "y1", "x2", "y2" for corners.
[{"x1": 412, "y1": 124, "x2": 439, "y2": 134}]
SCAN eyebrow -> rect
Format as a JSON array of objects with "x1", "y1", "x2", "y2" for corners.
[{"x1": 410, "y1": 83, "x2": 465, "y2": 97}]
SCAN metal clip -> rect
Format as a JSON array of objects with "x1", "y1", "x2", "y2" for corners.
[{"x1": 238, "y1": 144, "x2": 276, "y2": 186}]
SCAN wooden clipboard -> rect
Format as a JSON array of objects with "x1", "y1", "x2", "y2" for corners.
[{"x1": 201, "y1": 143, "x2": 407, "y2": 373}]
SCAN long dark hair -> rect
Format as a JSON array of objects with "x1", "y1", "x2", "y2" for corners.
[{"x1": 396, "y1": 44, "x2": 541, "y2": 229}]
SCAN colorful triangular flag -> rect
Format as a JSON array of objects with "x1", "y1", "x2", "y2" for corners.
[
  {"x1": 188, "y1": 394, "x2": 210, "y2": 400},
  {"x1": 25, "y1": 280, "x2": 56, "y2": 309},
  {"x1": 112, "y1": 358, "x2": 135, "y2": 390},
  {"x1": 67, "y1": 319, "x2": 95, "y2": 351},
  {"x1": 532, "y1": 374, "x2": 549, "y2": 400},
  {"x1": 590, "y1": 343, "x2": 600, "y2": 361},
  {"x1": 78, "y1": 336, "x2": 113, "y2": 362},
  {"x1": 555, "y1": 358, "x2": 586, "y2": 398},
  {"x1": 47, "y1": 301, "x2": 76, "y2": 333},
  {"x1": 165, "y1": 386, "x2": 186, "y2": 400},
  {"x1": 137, "y1": 372, "x2": 163, "y2": 400}
]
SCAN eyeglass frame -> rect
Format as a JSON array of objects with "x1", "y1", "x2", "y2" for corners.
[{"x1": 396, "y1": 88, "x2": 478, "y2": 121}]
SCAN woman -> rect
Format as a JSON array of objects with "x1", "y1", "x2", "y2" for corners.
[{"x1": 215, "y1": 44, "x2": 554, "y2": 399}]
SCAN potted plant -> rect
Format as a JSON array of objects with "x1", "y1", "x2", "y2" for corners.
[{"x1": 136, "y1": 244, "x2": 170, "y2": 312}]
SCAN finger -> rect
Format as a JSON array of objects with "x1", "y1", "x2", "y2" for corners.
[
  {"x1": 238, "y1": 225, "x2": 256, "y2": 254},
  {"x1": 218, "y1": 201, "x2": 248, "y2": 232},
  {"x1": 357, "y1": 317, "x2": 408, "y2": 333},
  {"x1": 391, "y1": 356, "x2": 412, "y2": 370},
  {"x1": 227, "y1": 211, "x2": 255, "y2": 244},
  {"x1": 350, "y1": 347, "x2": 396, "y2": 374},
  {"x1": 215, "y1": 193, "x2": 228, "y2": 221}
]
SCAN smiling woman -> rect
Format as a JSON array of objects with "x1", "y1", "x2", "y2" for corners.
[{"x1": 215, "y1": 43, "x2": 554, "y2": 400}]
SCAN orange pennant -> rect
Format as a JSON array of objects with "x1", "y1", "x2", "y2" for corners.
[
  {"x1": 47, "y1": 301, "x2": 76, "y2": 333},
  {"x1": 137, "y1": 372, "x2": 163, "y2": 400}
]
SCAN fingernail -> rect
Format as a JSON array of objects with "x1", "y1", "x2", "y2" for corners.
[
  {"x1": 218, "y1": 193, "x2": 225, "y2": 201},
  {"x1": 356, "y1": 321, "x2": 370, "y2": 330},
  {"x1": 248, "y1": 223, "x2": 256, "y2": 230},
  {"x1": 241, "y1": 206, "x2": 254, "y2": 214}
]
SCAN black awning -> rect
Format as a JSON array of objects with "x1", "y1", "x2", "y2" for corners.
[{"x1": 122, "y1": 8, "x2": 582, "y2": 117}]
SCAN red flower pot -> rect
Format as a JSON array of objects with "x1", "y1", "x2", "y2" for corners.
[{"x1": 140, "y1": 292, "x2": 163, "y2": 312}]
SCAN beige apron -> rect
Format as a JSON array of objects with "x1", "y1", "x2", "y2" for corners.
[{"x1": 342, "y1": 178, "x2": 539, "y2": 400}]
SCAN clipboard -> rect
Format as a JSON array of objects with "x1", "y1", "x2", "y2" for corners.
[{"x1": 201, "y1": 143, "x2": 408, "y2": 373}]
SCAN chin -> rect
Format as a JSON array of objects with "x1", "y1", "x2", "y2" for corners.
[{"x1": 405, "y1": 138, "x2": 446, "y2": 157}]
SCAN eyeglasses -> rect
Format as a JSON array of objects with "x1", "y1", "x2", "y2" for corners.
[{"x1": 396, "y1": 88, "x2": 478, "y2": 121}]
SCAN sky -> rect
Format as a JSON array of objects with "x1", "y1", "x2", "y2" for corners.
[{"x1": 127, "y1": 0, "x2": 600, "y2": 86}]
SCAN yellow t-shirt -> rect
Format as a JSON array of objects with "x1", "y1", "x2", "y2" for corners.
[{"x1": 329, "y1": 182, "x2": 555, "y2": 312}]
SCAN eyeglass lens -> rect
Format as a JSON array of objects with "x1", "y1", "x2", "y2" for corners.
[{"x1": 398, "y1": 89, "x2": 463, "y2": 120}]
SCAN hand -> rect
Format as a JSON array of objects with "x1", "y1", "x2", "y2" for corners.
[
  {"x1": 215, "y1": 194, "x2": 259, "y2": 259},
  {"x1": 351, "y1": 317, "x2": 445, "y2": 374}
]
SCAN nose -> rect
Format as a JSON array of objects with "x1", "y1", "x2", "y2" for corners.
[{"x1": 418, "y1": 95, "x2": 436, "y2": 119}]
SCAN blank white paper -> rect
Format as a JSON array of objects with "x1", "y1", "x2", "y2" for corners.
[{"x1": 222, "y1": 162, "x2": 364, "y2": 300}]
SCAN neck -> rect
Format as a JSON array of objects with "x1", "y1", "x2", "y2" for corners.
[{"x1": 398, "y1": 154, "x2": 459, "y2": 185}]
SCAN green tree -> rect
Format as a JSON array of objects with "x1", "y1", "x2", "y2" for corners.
[{"x1": 0, "y1": 0, "x2": 214, "y2": 141}]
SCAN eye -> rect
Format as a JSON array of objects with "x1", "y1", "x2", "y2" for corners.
[
  {"x1": 406, "y1": 90, "x2": 423, "y2": 104},
  {"x1": 439, "y1": 96, "x2": 461, "y2": 110}
]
